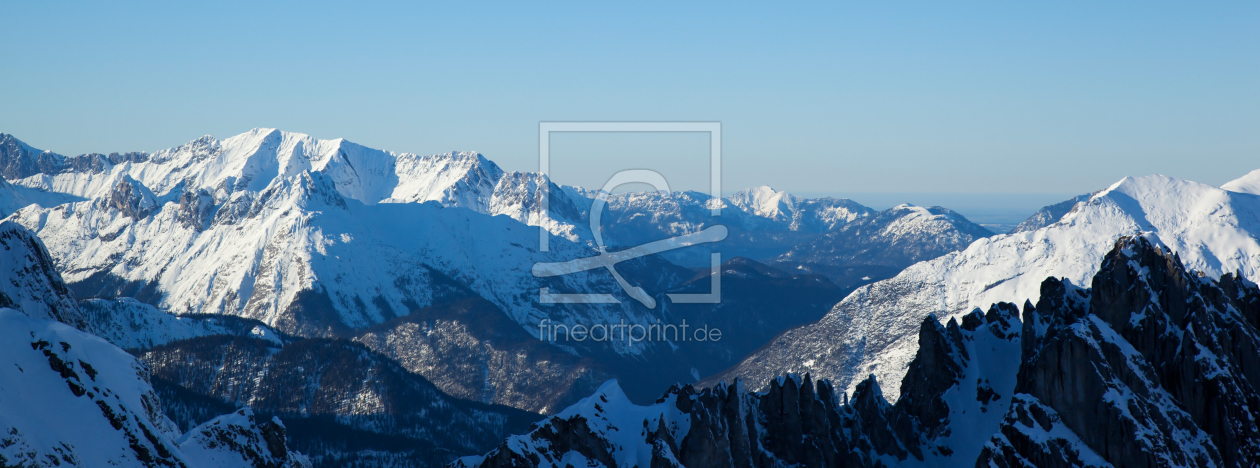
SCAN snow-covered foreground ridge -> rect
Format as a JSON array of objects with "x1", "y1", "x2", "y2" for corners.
[
  {"x1": 0, "y1": 308, "x2": 309, "y2": 467},
  {"x1": 709, "y1": 173, "x2": 1260, "y2": 400}
]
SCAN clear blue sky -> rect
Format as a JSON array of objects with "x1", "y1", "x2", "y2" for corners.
[{"x1": 2, "y1": 1, "x2": 1257, "y2": 197}]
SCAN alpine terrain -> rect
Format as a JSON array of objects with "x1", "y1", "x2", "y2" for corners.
[
  {"x1": 705, "y1": 174, "x2": 1260, "y2": 400},
  {"x1": 0, "y1": 130, "x2": 866, "y2": 410},
  {"x1": 6, "y1": 127, "x2": 1256, "y2": 467},
  {"x1": 0, "y1": 220, "x2": 311, "y2": 467},
  {"x1": 459, "y1": 236, "x2": 1260, "y2": 467}
]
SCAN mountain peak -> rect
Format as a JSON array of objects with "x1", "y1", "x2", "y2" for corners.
[
  {"x1": 0, "y1": 132, "x2": 64, "y2": 180},
  {"x1": 729, "y1": 184, "x2": 798, "y2": 218},
  {"x1": 1223, "y1": 168, "x2": 1260, "y2": 195},
  {"x1": 741, "y1": 184, "x2": 781, "y2": 194}
]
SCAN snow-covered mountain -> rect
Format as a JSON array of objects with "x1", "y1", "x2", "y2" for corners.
[
  {"x1": 706, "y1": 174, "x2": 1260, "y2": 400},
  {"x1": 0, "y1": 130, "x2": 858, "y2": 408},
  {"x1": 461, "y1": 236, "x2": 1260, "y2": 467},
  {"x1": 778, "y1": 204, "x2": 993, "y2": 268},
  {"x1": 3, "y1": 131, "x2": 840, "y2": 341},
  {"x1": 3, "y1": 130, "x2": 587, "y2": 241},
  {"x1": 725, "y1": 185, "x2": 872, "y2": 232},
  {"x1": 0, "y1": 219, "x2": 311, "y2": 467},
  {"x1": 772, "y1": 204, "x2": 993, "y2": 287},
  {"x1": 979, "y1": 237, "x2": 1260, "y2": 467},
  {"x1": 571, "y1": 185, "x2": 874, "y2": 266},
  {"x1": 0, "y1": 309, "x2": 309, "y2": 467},
  {"x1": 3, "y1": 130, "x2": 656, "y2": 339},
  {"x1": 1223, "y1": 168, "x2": 1260, "y2": 195},
  {"x1": 176, "y1": 408, "x2": 310, "y2": 468}
]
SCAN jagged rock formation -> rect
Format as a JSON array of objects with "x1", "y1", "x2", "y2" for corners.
[
  {"x1": 455, "y1": 304, "x2": 1017, "y2": 468},
  {"x1": 461, "y1": 237, "x2": 1260, "y2": 467},
  {"x1": 979, "y1": 236, "x2": 1260, "y2": 467},
  {"x1": 1, "y1": 133, "x2": 148, "y2": 179},
  {"x1": 103, "y1": 174, "x2": 158, "y2": 219}
]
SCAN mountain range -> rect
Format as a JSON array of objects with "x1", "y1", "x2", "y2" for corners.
[
  {"x1": 5, "y1": 128, "x2": 1259, "y2": 466},
  {"x1": 703, "y1": 174, "x2": 1260, "y2": 401},
  {"x1": 0, "y1": 129, "x2": 992, "y2": 410}
]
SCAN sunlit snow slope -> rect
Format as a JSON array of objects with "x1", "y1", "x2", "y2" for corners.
[{"x1": 707, "y1": 174, "x2": 1260, "y2": 400}]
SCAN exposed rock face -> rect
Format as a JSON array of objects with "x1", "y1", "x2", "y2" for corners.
[
  {"x1": 177, "y1": 188, "x2": 216, "y2": 231},
  {"x1": 1, "y1": 133, "x2": 151, "y2": 179},
  {"x1": 104, "y1": 175, "x2": 157, "y2": 219},
  {"x1": 981, "y1": 236, "x2": 1260, "y2": 467},
  {"x1": 0, "y1": 221, "x2": 83, "y2": 327},
  {"x1": 462, "y1": 237, "x2": 1260, "y2": 467},
  {"x1": 892, "y1": 312, "x2": 969, "y2": 449},
  {"x1": 981, "y1": 395, "x2": 1113, "y2": 467},
  {"x1": 0, "y1": 132, "x2": 65, "y2": 179}
]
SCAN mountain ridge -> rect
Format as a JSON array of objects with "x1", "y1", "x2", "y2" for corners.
[{"x1": 703, "y1": 173, "x2": 1260, "y2": 401}]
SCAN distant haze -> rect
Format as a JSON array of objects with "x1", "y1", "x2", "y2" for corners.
[{"x1": 796, "y1": 192, "x2": 1080, "y2": 229}]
